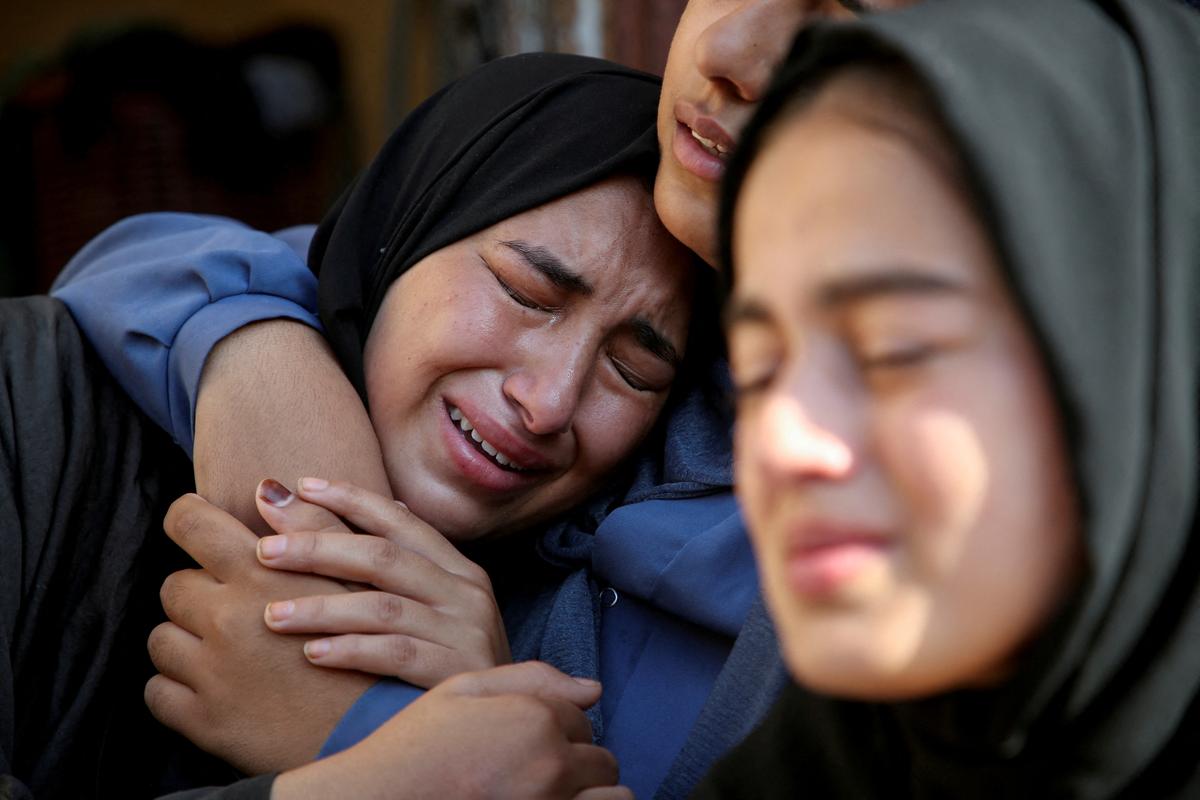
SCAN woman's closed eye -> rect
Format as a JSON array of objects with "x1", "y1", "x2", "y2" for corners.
[
  {"x1": 846, "y1": 296, "x2": 977, "y2": 380},
  {"x1": 728, "y1": 324, "x2": 782, "y2": 401},
  {"x1": 608, "y1": 341, "x2": 676, "y2": 394},
  {"x1": 483, "y1": 257, "x2": 557, "y2": 312},
  {"x1": 856, "y1": 341, "x2": 940, "y2": 371}
]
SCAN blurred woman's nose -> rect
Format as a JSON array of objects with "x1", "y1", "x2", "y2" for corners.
[
  {"x1": 502, "y1": 344, "x2": 591, "y2": 436},
  {"x1": 750, "y1": 366, "x2": 858, "y2": 482},
  {"x1": 694, "y1": 1, "x2": 806, "y2": 102}
]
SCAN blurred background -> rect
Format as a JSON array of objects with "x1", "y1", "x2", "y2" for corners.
[{"x1": 0, "y1": 0, "x2": 686, "y2": 296}]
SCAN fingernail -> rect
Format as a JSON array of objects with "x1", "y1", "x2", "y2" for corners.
[
  {"x1": 304, "y1": 640, "x2": 331, "y2": 659},
  {"x1": 258, "y1": 535, "x2": 288, "y2": 559},
  {"x1": 572, "y1": 676, "x2": 600, "y2": 687},
  {"x1": 259, "y1": 478, "x2": 294, "y2": 507},
  {"x1": 299, "y1": 477, "x2": 329, "y2": 492},
  {"x1": 265, "y1": 600, "x2": 294, "y2": 623},
  {"x1": 394, "y1": 500, "x2": 408, "y2": 510}
]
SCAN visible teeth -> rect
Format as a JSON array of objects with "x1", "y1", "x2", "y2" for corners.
[
  {"x1": 690, "y1": 128, "x2": 729, "y2": 156},
  {"x1": 449, "y1": 404, "x2": 525, "y2": 471}
]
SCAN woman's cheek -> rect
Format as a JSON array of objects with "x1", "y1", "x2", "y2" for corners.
[
  {"x1": 577, "y1": 389, "x2": 663, "y2": 473},
  {"x1": 878, "y1": 394, "x2": 990, "y2": 580}
]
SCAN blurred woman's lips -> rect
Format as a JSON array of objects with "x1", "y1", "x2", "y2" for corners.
[{"x1": 783, "y1": 521, "x2": 893, "y2": 600}]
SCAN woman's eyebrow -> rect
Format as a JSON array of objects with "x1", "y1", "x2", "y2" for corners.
[
  {"x1": 500, "y1": 240, "x2": 593, "y2": 296},
  {"x1": 631, "y1": 317, "x2": 681, "y2": 367},
  {"x1": 819, "y1": 269, "x2": 967, "y2": 307},
  {"x1": 723, "y1": 270, "x2": 964, "y2": 328}
]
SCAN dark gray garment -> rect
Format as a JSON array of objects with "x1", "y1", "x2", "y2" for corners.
[{"x1": 0, "y1": 297, "x2": 241, "y2": 798}]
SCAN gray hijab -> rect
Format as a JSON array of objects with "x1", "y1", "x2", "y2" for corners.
[{"x1": 711, "y1": 0, "x2": 1200, "y2": 796}]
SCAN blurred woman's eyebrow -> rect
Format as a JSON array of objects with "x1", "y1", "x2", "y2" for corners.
[
  {"x1": 817, "y1": 268, "x2": 967, "y2": 307},
  {"x1": 500, "y1": 240, "x2": 593, "y2": 296},
  {"x1": 723, "y1": 269, "x2": 964, "y2": 330}
]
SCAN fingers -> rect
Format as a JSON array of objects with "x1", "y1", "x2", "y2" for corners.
[
  {"x1": 293, "y1": 478, "x2": 476, "y2": 580},
  {"x1": 164, "y1": 494, "x2": 259, "y2": 580},
  {"x1": 144, "y1": 672, "x2": 200, "y2": 733},
  {"x1": 545, "y1": 699, "x2": 595, "y2": 745},
  {"x1": 445, "y1": 662, "x2": 603, "y2": 710},
  {"x1": 256, "y1": 479, "x2": 350, "y2": 535},
  {"x1": 147, "y1": 621, "x2": 203, "y2": 686},
  {"x1": 301, "y1": 634, "x2": 473, "y2": 685},
  {"x1": 159, "y1": 568, "x2": 220, "y2": 634},
  {"x1": 264, "y1": 591, "x2": 446, "y2": 636},
  {"x1": 567, "y1": 744, "x2": 623, "y2": 794},
  {"x1": 256, "y1": 531, "x2": 455, "y2": 603}
]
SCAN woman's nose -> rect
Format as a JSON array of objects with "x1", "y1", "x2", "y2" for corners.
[
  {"x1": 694, "y1": 1, "x2": 807, "y2": 102},
  {"x1": 750, "y1": 378, "x2": 857, "y2": 482},
  {"x1": 502, "y1": 347, "x2": 591, "y2": 437}
]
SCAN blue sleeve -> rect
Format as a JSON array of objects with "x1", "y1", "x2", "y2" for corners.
[
  {"x1": 318, "y1": 679, "x2": 425, "y2": 758},
  {"x1": 50, "y1": 213, "x2": 321, "y2": 457}
]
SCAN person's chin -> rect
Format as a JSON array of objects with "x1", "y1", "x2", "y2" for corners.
[
  {"x1": 654, "y1": 171, "x2": 718, "y2": 266},
  {"x1": 404, "y1": 488, "x2": 496, "y2": 542}
]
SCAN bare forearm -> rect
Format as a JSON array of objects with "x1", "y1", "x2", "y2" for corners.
[{"x1": 193, "y1": 320, "x2": 390, "y2": 536}]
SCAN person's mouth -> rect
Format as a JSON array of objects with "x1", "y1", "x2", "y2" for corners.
[
  {"x1": 783, "y1": 520, "x2": 893, "y2": 599},
  {"x1": 448, "y1": 404, "x2": 531, "y2": 472},
  {"x1": 672, "y1": 101, "x2": 737, "y2": 182},
  {"x1": 686, "y1": 121, "x2": 732, "y2": 158},
  {"x1": 439, "y1": 400, "x2": 560, "y2": 494}
]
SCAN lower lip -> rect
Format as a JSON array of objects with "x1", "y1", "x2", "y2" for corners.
[
  {"x1": 439, "y1": 405, "x2": 541, "y2": 494},
  {"x1": 785, "y1": 540, "x2": 890, "y2": 598},
  {"x1": 672, "y1": 121, "x2": 725, "y2": 182}
]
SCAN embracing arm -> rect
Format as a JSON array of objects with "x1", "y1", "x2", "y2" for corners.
[
  {"x1": 51, "y1": 213, "x2": 390, "y2": 534},
  {"x1": 193, "y1": 320, "x2": 389, "y2": 535}
]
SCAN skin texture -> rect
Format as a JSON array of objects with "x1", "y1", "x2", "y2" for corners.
[
  {"x1": 727, "y1": 72, "x2": 1081, "y2": 700},
  {"x1": 193, "y1": 320, "x2": 391, "y2": 537},
  {"x1": 362, "y1": 176, "x2": 694, "y2": 541},
  {"x1": 653, "y1": 0, "x2": 922, "y2": 266}
]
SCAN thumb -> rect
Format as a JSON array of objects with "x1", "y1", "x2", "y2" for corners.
[
  {"x1": 446, "y1": 662, "x2": 602, "y2": 710},
  {"x1": 256, "y1": 478, "x2": 350, "y2": 535}
]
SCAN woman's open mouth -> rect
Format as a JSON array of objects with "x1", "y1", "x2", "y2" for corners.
[{"x1": 448, "y1": 405, "x2": 528, "y2": 472}]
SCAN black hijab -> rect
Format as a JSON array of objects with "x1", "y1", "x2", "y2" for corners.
[
  {"x1": 307, "y1": 52, "x2": 662, "y2": 397},
  {"x1": 707, "y1": 0, "x2": 1200, "y2": 796}
]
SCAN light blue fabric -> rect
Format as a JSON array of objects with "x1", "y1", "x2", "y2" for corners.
[
  {"x1": 317, "y1": 680, "x2": 424, "y2": 759},
  {"x1": 51, "y1": 213, "x2": 321, "y2": 456}
]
